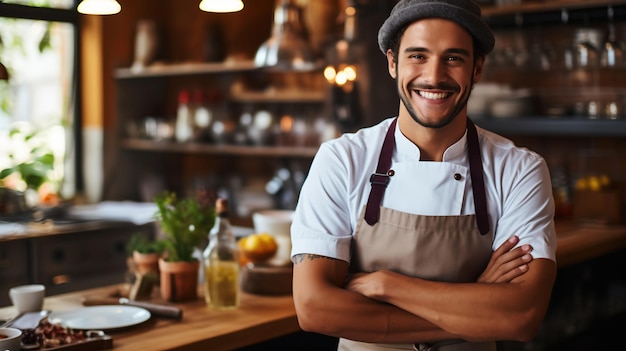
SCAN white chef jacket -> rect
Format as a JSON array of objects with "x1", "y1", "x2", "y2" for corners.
[{"x1": 291, "y1": 117, "x2": 557, "y2": 264}]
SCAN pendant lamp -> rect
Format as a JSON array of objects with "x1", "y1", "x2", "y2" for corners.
[
  {"x1": 77, "y1": 0, "x2": 121, "y2": 15},
  {"x1": 254, "y1": 0, "x2": 315, "y2": 71},
  {"x1": 199, "y1": 0, "x2": 244, "y2": 13}
]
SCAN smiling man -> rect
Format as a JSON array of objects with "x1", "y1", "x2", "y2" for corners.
[{"x1": 290, "y1": 1, "x2": 557, "y2": 350}]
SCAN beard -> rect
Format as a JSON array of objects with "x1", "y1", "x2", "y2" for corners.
[{"x1": 397, "y1": 69, "x2": 474, "y2": 129}]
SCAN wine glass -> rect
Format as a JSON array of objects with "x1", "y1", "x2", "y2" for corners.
[{"x1": 600, "y1": 7, "x2": 624, "y2": 68}]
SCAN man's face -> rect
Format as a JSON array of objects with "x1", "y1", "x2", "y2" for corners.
[{"x1": 387, "y1": 18, "x2": 484, "y2": 129}]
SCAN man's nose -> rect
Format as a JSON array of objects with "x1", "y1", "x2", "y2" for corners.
[{"x1": 422, "y1": 60, "x2": 447, "y2": 85}]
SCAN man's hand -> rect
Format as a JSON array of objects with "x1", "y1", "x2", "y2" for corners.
[
  {"x1": 344, "y1": 271, "x2": 389, "y2": 300},
  {"x1": 477, "y1": 235, "x2": 532, "y2": 283},
  {"x1": 345, "y1": 235, "x2": 534, "y2": 300}
]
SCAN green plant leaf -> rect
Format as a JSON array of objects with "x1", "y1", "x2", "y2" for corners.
[
  {"x1": 154, "y1": 191, "x2": 216, "y2": 262},
  {"x1": 38, "y1": 23, "x2": 52, "y2": 53},
  {"x1": 127, "y1": 233, "x2": 165, "y2": 256},
  {"x1": 35, "y1": 152, "x2": 55, "y2": 167},
  {"x1": 0, "y1": 167, "x2": 16, "y2": 179}
]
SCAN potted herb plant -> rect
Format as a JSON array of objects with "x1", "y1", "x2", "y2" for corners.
[
  {"x1": 0, "y1": 125, "x2": 59, "y2": 209},
  {"x1": 153, "y1": 190, "x2": 216, "y2": 302},
  {"x1": 127, "y1": 233, "x2": 165, "y2": 275}
]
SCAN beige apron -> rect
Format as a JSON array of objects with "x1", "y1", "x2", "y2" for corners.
[{"x1": 338, "y1": 118, "x2": 496, "y2": 351}]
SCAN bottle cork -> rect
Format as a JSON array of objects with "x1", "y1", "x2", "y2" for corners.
[{"x1": 215, "y1": 198, "x2": 228, "y2": 215}]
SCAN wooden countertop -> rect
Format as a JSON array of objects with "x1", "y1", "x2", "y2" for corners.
[
  {"x1": 0, "y1": 285, "x2": 300, "y2": 351},
  {"x1": 0, "y1": 220, "x2": 149, "y2": 242},
  {"x1": 1, "y1": 222, "x2": 625, "y2": 350},
  {"x1": 555, "y1": 221, "x2": 626, "y2": 268}
]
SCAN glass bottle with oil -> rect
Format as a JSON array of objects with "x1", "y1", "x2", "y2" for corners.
[{"x1": 203, "y1": 198, "x2": 240, "y2": 309}]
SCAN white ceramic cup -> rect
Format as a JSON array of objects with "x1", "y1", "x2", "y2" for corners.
[
  {"x1": 9, "y1": 284, "x2": 45, "y2": 314},
  {"x1": 252, "y1": 210, "x2": 294, "y2": 266},
  {"x1": 0, "y1": 327, "x2": 23, "y2": 351}
]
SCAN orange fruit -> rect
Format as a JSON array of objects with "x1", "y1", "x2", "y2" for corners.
[{"x1": 239, "y1": 233, "x2": 278, "y2": 264}]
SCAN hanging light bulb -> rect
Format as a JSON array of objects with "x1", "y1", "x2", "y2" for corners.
[
  {"x1": 323, "y1": 66, "x2": 337, "y2": 84},
  {"x1": 324, "y1": 4, "x2": 359, "y2": 90},
  {"x1": 199, "y1": 0, "x2": 244, "y2": 13},
  {"x1": 343, "y1": 65, "x2": 357, "y2": 81},
  {"x1": 77, "y1": 0, "x2": 121, "y2": 15}
]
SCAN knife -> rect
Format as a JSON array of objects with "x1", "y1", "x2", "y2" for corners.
[
  {"x1": 0, "y1": 310, "x2": 50, "y2": 329},
  {"x1": 82, "y1": 297, "x2": 183, "y2": 320}
]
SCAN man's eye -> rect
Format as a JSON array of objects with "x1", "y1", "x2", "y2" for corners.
[{"x1": 447, "y1": 56, "x2": 466, "y2": 65}]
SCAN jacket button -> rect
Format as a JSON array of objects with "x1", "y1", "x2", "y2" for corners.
[{"x1": 454, "y1": 173, "x2": 462, "y2": 180}]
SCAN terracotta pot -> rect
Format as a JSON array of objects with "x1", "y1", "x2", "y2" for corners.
[
  {"x1": 132, "y1": 251, "x2": 161, "y2": 275},
  {"x1": 158, "y1": 258, "x2": 200, "y2": 302}
]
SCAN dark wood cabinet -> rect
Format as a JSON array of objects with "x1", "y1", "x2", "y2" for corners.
[
  {"x1": 0, "y1": 239, "x2": 30, "y2": 306},
  {"x1": 0, "y1": 221, "x2": 154, "y2": 307}
]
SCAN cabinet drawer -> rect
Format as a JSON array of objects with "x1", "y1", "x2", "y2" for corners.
[
  {"x1": 0, "y1": 239, "x2": 30, "y2": 306},
  {"x1": 30, "y1": 226, "x2": 143, "y2": 293}
]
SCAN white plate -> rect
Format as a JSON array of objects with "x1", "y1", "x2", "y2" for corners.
[{"x1": 48, "y1": 305, "x2": 151, "y2": 330}]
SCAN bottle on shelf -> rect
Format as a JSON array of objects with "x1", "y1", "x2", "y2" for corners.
[
  {"x1": 192, "y1": 90, "x2": 212, "y2": 142},
  {"x1": 207, "y1": 90, "x2": 235, "y2": 144},
  {"x1": 203, "y1": 198, "x2": 240, "y2": 310},
  {"x1": 175, "y1": 90, "x2": 194, "y2": 143},
  {"x1": 233, "y1": 104, "x2": 254, "y2": 145}
]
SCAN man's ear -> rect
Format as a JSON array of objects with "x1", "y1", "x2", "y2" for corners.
[{"x1": 387, "y1": 49, "x2": 397, "y2": 79}]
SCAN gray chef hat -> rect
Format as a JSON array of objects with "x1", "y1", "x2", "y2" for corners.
[{"x1": 378, "y1": 0, "x2": 495, "y2": 55}]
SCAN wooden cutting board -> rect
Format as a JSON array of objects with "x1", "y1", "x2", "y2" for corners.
[{"x1": 241, "y1": 264, "x2": 293, "y2": 295}]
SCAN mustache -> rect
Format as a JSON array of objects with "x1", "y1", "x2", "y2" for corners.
[{"x1": 410, "y1": 83, "x2": 460, "y2": 92}]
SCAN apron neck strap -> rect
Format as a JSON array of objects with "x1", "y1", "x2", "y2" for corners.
[
  {"x1": 466, "y1": 118, "x2": 489, "y2": 235},
  {"x1": 364, "y1": 117, "x2": 490, "y2": 235},
  {"x1": 364, "y1": 118, "x2": 397, "y2": 225}
]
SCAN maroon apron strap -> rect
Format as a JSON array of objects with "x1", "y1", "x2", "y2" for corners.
[
  {"x1": 364, "y1": 118, "x2": 397, "y2": 225},
  {"x1": 466, "y1": 118, "x2": 490, "y2": 235},
  {"x1": 363, "y1": 117, "x2": 489, "y2": 235}
]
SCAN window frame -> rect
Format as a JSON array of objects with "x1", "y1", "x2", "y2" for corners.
[{"x1": 0, "y1": 1, "x2": 84, "y2": 193}]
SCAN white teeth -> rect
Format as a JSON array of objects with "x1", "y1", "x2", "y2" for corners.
[{"x1": 419, "y1": 91, "x2": 448, "y2": 100}]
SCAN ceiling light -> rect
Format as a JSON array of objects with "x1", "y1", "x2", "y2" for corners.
[
  {"x1": 77, "y1": 0, "x2": 121, "y2": 15},
  {"x1": 199, "y1": 0, "x2": 244, "y2": 13}
]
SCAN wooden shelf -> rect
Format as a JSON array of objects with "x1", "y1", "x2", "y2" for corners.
[
  {"x1": 475, "y1": 117, "x2": 626, "y2": 137},
  {"x1": 482, "y1": 0, "x2": 626, "y2": 17},
  {"x1": 114, "y1": 61, "x2": 258, "y2": 79},
  {"x1": 121, "y1": 139, "x2": 319, "y2": 158},
  {"x1": 230, "y1": 90, "x2": 326, "y2": 103},
  {"x1": 482, "y1": 0, "x2": 626, "y2": 27},
  {"x1": 114, "y1": 60, "x2": 326, "y2": 79},
  {"x1": 483, "y1": 67, "x2": 626, "y2": 87}
]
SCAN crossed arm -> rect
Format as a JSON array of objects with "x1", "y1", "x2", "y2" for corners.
[{"x1": 292, "y1": 235, "x2": 557, "y2": 344}]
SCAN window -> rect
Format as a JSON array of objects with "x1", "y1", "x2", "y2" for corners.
[
  {"x1": 0, "y1": 0, "x2": 81, "y2": 207},
  {"x1": 1, "y1": 0, "x2": 74, "y2": 9}
]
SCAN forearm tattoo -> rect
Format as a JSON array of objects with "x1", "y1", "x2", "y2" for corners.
[{"x1": 292, "y1": 253, "x2": 337, "y2": 264}]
